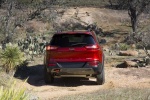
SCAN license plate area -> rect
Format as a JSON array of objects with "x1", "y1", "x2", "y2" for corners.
[{"x1": 57, "y1": 62, "x2": 86, "y2": 68}]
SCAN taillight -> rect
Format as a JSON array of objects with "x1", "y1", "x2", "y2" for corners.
[
  {"x1": 85, "y1": 45, "x2": 99, "y2": 49},
  {"x1": 46, "y1": 45, "x2": 58, "y2": 50},
  {"x1": 88, "y1": 60, "x2": 99, "y2": 67}
]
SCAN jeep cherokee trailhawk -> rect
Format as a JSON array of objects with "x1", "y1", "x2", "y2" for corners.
[{"x1": 44, "y1": 30, "x2": 105, "y2": 85}]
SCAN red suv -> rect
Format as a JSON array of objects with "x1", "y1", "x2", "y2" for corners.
[{"x1": 44, "y1": 30, "x2": 105, "y2": 85}]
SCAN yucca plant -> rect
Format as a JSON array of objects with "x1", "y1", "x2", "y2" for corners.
[
  {"x1": 0, "y1": 44, "x2": 26, "y2": 73},
  {"x1": 0, "y1": 81, "x2": 29, "y2": 100}
]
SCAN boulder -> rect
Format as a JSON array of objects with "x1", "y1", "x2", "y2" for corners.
[
  {"x1": 116, "y1": 62, "x2": 128, "y2": 68},
  {"x1": 116, "y1": 60, "x2": 138, "y2": 68},
  {"x1": 119, "y1": 50, "x2": 138, "y2": 56},
  {"x1": 125, "y1": 60, "x2": 138, "y2": 68}
]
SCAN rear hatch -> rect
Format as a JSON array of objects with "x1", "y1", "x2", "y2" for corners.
[{"x1": 46, "y1": 33, "x2": 102, "y2": 68}]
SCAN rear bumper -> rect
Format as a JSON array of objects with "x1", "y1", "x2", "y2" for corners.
[
  {"x1": 46, "y1": 63, "x2": 103, "y2": 77},
  {"x1": 47, "y1": 68, "x2": 98, "y2": 78},
  {"x1": 52, "y1": 68, "x2": 96, "y2": 74}
]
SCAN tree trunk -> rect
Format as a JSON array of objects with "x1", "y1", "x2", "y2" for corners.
[
  {"x1": 0, "y1": 0, "x2": 3, "y2": 8},
  {"x1": 129, "y1": 7, "x2": 138, "y2": 33},
  {"x1": 109, "y1": 0, "x2": 113, "y2": 7}
]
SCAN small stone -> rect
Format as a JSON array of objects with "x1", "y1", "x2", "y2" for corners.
[{"x1": 119, "y1": 50, "x2": 138, "y2": 56}]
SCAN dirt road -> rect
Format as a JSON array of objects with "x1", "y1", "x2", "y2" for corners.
[{"x1": 14, "y1": 56, "x2": 150, "y2": 100}]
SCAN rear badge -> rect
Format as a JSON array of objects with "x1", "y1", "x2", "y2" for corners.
[{"x1": 69, "y1": 48, "x2": 75, "y2": 51}]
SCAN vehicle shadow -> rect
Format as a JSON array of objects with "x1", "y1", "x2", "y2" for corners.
[{"x1": 14, "y1": 64, "x2": 97, "y2": 87}]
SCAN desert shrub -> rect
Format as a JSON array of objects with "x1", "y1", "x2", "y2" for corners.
[
  {"x1": 0, "y1": 44, "x2": 26, "y2": 73},
  {"x1": 138, "y1": 32, "x2": 150, "y2": 49},
  {"x1": 119, "y1": 43, "x2": 130, "y2": 50},
  {"x1": 0, "y1": 81, "x2": 28, "y2": 100},
  {"x1": 55, "y1": 0, "x2": 108, "y2": 7},
  {"x1": 16, "y1": 0, "x2": 43, "y2": 7},
  {"x1": 53, "y1": 20, "x2": 87, "y2": 31},
  {"x1": 126, "y1": 31, "x2": 150, "y2": 50},
  {"x1": 112, "y1": 43, "x2": 130, "y2": 51}
]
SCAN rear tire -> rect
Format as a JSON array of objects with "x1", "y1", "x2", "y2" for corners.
[
  {"x1": 97, "y1": 54, "x2": 105, "y2": 85},
  {"x1": 96, "y1": 68, "x2": 105, "y2": 85},
  {"x1": 44, "y1": 66, "x2": 54, "y2": 84}
]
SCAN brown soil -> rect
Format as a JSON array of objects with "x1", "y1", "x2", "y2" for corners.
[{"x1": 17, "y1": 55, "x2": 150, "y2": 100}]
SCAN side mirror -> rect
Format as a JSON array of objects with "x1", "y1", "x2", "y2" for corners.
[{"x1": 99, "y1": 39, "x2": 106, "y2": 44}]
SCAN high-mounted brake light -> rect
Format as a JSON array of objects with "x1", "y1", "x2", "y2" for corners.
[{"x1": 46, "y1": 45, "x2": 58, "y2": 50}]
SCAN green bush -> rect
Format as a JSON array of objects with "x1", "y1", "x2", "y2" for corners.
[
  {"x1": 119, "y1": 43, "x2": 130, "y2": 50},
  {"x1": 0, "y1": 44, "x2": 26, "y2": 73},
  {"x1": 0, "y1": 81, "x2": 28, "y2": 100},
  {"x1": 111, "y1": 43, "x2": 130, "y2": 51}
]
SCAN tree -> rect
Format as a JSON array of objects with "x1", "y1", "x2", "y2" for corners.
[
  {"x1": 114, "y1": 0, "x2": 150, "y2": 33},
  {"x1": 0, "y1": 0, "x2": 4, "y2": 7},
  {"x1": 128, "y1": 0, "x2": 150, "y2": 33}
]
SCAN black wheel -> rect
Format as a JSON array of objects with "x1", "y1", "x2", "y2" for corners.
[
  {"x1": 44, "y1": 66, "x2": 54, "y2": 84},
  {"x1": 96, "y1": 68, "x2": 105, "y2": 85},
  {"x1": 96, "y1": 54, "x2": 105, "y2": 85}
]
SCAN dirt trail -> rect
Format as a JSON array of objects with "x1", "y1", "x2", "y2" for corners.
[{"x1": 17, "y1": 56, "x2": 150, "y2": 100}]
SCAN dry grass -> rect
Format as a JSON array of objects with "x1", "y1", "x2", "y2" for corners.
[{"x1": 54, "y1": 88, "x2": 150, "y2": 100}]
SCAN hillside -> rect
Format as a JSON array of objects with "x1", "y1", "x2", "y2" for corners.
[{"x1": 0, "y1": 2, "x2": 150, "y2": 100}]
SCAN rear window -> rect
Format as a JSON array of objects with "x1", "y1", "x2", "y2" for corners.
[{"x1": 50, "y1": 34, "x2": 96, "y2": 47}]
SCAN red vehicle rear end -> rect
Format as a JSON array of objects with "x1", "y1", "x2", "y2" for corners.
[{"x1": 44, "y1": 30, "x2": 105, "y2": 85}]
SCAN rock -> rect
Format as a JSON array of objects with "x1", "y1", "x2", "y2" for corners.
[
  {"x1": 29, "y1": 51, "x2": 33, "y2": 55},
  {"x1": 130, "y1": 44, "x2": 136, "y2": 50},
  {"x1": 145, "y1": 66, "x2": 150, "y2": 68},
  {"x1": 138, "y1": 49, "x2": 145, "y2": 55},
  {"x1": 119, "y1": 50, "x2": 138, "y2": 56},
  {"x1": 116, "y1": 62, "x2": 127, "y2": 68},
  {"x1": 125, "y1": 60, "x2": 138, "y2": 67},
  {"x1": 103, "y1": 48, "x2": 110, "y2": 52},
  {"x1": 143, "y1": 56, "x2": 150, "y2": 65},
  {"x1": 116, "y1": 60, "x2": 138, "y2": 68}
]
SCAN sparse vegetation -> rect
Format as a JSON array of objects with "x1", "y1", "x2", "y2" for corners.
[
  {"x1": 0, "y1": 80, "x2": 28, "y2": 100},
  {"x1": 56, "y1": 88, "x2": 150, "y2": 100},
  {"x1": 0, "y1": 0, "x2": 150, "y2": 99},
  {"x1": 55, "y1": 0, "x2": 108, "y2": 7},
  {"x1": 111, "y1": 43, "x2": 130, "y2": 51},
  {"x1": 119, "y1": 43, "x2": 130, "y2": 50},
  {"x1": 0, "y1": 44, "x2": 25, "y2": 73}
]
